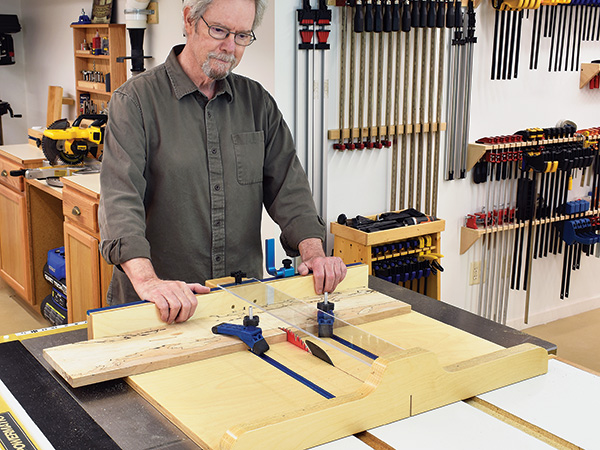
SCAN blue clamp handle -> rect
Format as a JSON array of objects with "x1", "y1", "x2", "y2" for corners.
[
  {"x1": 562, "y1": 218, "x2": 600, "y2": 246},
  {"x1": 317, "y1": 300, "x2": 335, "y2": 338},
  {"x1": 265, "y1": 238, "x2": 296, "y2": 278},
  {"x1": 212, "y1": 322, "x2": 270, "y2": 355}
]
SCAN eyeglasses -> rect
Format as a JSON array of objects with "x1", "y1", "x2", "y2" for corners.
[{"x1": 200, "y1": 16, "x2": 256, "y2": 47}]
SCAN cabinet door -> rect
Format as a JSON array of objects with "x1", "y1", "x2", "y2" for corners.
[
  {"x1": 0, "y1": 183, "x2": 32, "y2": 302},
  {"x1": 64, "y1": 221, "x2": 102, "y2": 322}
]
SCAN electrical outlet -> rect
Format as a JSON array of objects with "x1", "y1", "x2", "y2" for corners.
[
  {"x1": 147, "y1": 2, "x2": 159, "y2": 24},
  {"x1": 469, "y1": 261, "x2": 481, "y2": 285}
]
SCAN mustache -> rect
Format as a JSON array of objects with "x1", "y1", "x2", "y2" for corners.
[{"x1": 207, "y1": 52, "x2": 237, "y2": 64}]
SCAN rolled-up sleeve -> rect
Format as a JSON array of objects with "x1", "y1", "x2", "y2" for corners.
[{"x1": 98, "y1": 89, "x2": 152, "y2": 265}]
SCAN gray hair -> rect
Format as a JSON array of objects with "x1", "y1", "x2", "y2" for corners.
[{"x1": 182, "y1": 0, "x2": 267, "y2": 31}]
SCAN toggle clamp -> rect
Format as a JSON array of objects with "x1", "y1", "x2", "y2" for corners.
[
  {"x1": 316, "y1": 292, "x2": 335, "y2": 338},
  {"x1": 212, "y1": 307, "x2": 270, "y2": 355}
]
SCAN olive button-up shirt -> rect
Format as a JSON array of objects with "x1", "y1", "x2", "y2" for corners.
[{"x1": 98, "y1": 45, "x2": 325, "y2": 304}]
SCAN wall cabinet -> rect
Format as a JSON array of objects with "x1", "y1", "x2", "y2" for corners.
[{"x1": 71, "y1": 24, "x2": 126, "y2": 114}]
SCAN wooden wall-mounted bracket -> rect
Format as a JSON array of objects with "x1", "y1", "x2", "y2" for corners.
[
  {"x1": 328, "y1": 122, "x2": 447, "y2": 141},
  {"x1": 465, "y1": 135, "x2": 586, "y2": 173},
  {"x1": 459, "y1": 209, "x2": 600, "y2": 254},
  {"x1": 579, "y1": 63, "x2": 600, "y2": 89},
  {"x1": 327, "y1": 0, "x2": 482, "y2": 7}
]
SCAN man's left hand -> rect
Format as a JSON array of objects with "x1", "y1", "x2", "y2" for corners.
[{"x1": 297, "y1": 238, "x2": 347, "y2": 294}]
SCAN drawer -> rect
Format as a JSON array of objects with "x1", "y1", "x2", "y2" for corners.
[
  {"x1": 0, "y1": 157, "x2": 24, "y2": 192},
  {"x1": 63, "y1": 190, "x2": 99, "y2": 234}
]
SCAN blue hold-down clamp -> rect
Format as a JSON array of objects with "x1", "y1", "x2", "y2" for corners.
[{"x1": 212, "y1": 313, "x2": 270, "y2": 355}]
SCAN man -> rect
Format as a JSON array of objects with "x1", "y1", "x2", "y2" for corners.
[{"x1": 98, "y1": 0, "x2": 346, "y2": 324}]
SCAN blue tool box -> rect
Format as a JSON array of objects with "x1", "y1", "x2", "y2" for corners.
[
  {"x1": 41, "y1": 246, "x2": 67, "y2": 325},
  {"x1": 43, "y1": 246, "x2": 67, "y2": 296}
]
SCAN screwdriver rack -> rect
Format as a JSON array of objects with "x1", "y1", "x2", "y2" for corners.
[{"x1": 331, "y1": 214, "x2": 445, "y2": 299}]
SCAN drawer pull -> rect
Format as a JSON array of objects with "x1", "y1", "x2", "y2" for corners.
[
  {"x1": 72, "y1": 206, "x2": 82, "y2": 216},
  {"x1": 1, "y1": 170, "x2": 7, "y2": 177}
]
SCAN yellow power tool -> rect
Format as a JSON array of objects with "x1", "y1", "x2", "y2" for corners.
[{"x1": 42, "y1": 114, "x2": 107, "y2": 165}]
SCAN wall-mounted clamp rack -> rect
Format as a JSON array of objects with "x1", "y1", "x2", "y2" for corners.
[{"x1": 461, "y1": 124, "x2": 599, "y2": 324}]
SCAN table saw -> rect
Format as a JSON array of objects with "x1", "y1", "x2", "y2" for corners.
[{"x1": 1, "y1": 266, "x2": 597, "y2": 449}]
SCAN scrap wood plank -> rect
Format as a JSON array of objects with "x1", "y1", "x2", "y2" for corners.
[
  {"x1": 43, "y1": 317, "x2": 287, "y2": 388},
  {"x1": 88, "y1": 264, "x2": 406, "y2": 339},
  {"x1": 45, "y1": 267, "x2": 409, "y2": 387}
]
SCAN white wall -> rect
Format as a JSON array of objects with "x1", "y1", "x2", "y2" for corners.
[
  {"x1": 445, "y1": 5, "x2": 600, "y2": 328},
  {"x1": 0, "y1": 0, "x2": 27, "y2": 144},
  {"x1": 315, "y1": 4, "x2": 600, "y2": 329},
  {"x1": 3, "y1": 0, "x2": 600, "y2": 329}
]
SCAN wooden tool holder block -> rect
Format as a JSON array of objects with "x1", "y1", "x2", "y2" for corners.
[{"x1": 331, "y1": 215, "x2": 445, "y2": 299}]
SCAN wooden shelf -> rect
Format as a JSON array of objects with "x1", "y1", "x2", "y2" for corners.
[
  {"x1": 331, "y1": 217, "x2": 445, "y2": 247},
  {"x1": 460, "y1": 209, "x2": 600, "y2": 254},
  {"x1": 466, "y1": 135, "x2": 585, "y2": 172},
  {"x1": 76, "y1": 83, "x2": 111, "y2": 95},
  {"x1": 75, "y1": 53, "x2": 110, "y2": 60}
]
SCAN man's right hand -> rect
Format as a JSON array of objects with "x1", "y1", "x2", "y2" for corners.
[{"x1": 121, "y1": 258, "x2": 210, "y2": 323}]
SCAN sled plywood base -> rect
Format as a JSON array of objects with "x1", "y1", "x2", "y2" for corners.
[{"x1": 129, "y1": 343, "x2": 548, "y2": 450}]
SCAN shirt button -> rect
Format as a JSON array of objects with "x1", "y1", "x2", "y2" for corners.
[
  {"x1": 215, "y1": 221, "x2": 221, "y2": 226},
  {"x1": 214, "y1": 184, "x2": 221, "y2": 191},
  {"x1": 211, "y1": 148, "x2": 217, "y2": 154},
  {"x1": 215, "y1": 256, "x2": 222, "y2": 262},
  {"x1": 207, "y1": 111, "x2": 212, "y2": 118}
]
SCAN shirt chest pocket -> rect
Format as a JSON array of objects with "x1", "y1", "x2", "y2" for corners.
[{"x1": 232, "y1": 131, "x2": 265, "y2": 185}]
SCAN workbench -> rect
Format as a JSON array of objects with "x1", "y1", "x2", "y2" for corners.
[{"x1": 3, "y1": 276, "x2": 595, "y2": 450}]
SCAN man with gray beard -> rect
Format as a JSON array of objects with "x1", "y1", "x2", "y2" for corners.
[{"x1": 98, "y1": 0, "x2": 346, "y2": 323}]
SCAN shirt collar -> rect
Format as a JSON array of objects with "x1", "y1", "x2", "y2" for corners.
[{"x1": 165, "y1": 44, "x2": 233, "y2": 102}]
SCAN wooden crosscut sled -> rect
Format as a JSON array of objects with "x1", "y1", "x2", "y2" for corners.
[{"x1": 43, "y1": 264, "x2": 548, "y2": 449}]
